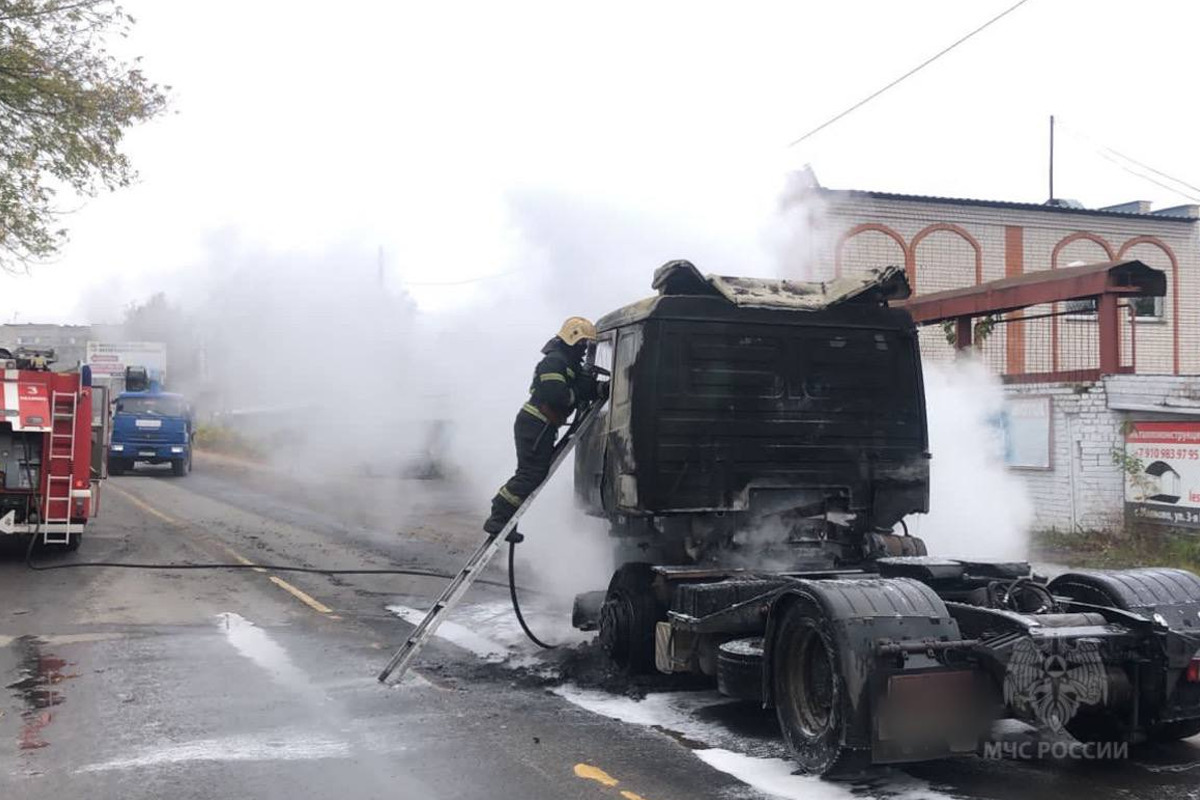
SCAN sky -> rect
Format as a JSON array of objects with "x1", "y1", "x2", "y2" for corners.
[{"x1": 7, "y1": 0, "x2": 1200, "y2": 323}]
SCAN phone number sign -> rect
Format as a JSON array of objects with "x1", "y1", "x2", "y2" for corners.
[{"x1": 1124, "y1": 421, "x2": 1200, "y2": 530}]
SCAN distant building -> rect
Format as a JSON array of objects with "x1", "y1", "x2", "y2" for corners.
[
  {"x1": 0, "y1": 323, "x2": 123, "y2": 370},
  {"x1": 807, "y1": 176, "x2": 1200, "y2": 533}
]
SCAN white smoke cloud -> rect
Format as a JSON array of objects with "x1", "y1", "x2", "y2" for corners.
[
  {"x1": 909, "y1": 358, "x2": 1033, "y2": 560},
  {"x1": 90, "y1": 171, "x2": 1033, "y2": 604}
]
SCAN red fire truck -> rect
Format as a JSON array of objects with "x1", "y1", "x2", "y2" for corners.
[{"x1": 0, "y1": 347, "x2": 104, "y2": 549}]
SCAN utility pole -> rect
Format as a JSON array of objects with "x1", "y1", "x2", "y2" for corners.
[{"x1": 1048, "y1": 115, "x2": 1055, "y2": 202}]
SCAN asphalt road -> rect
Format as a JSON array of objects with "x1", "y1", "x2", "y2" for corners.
[{"x1": 2, "y1": 457, "x2": 1199, "y2": 800}]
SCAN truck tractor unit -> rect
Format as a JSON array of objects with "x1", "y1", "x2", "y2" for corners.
[
  {"x1": 571, "y1": 260, "x2": 1200, "y2": 774},
  {"x1": 109, "y1": 366, "x2": 193, "y2": 477},
  {"x1": 0, "y1": 347, "x2": 99, "y2": 549}
]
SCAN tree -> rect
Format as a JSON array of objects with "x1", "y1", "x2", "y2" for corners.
[
  {"x1": 0, "y1": 1, "x2": 165, "y2": 271},
  {"x1": 121, "y1": 291, "x2": 198, "y2": 384}
]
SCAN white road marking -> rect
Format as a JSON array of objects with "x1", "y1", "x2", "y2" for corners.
[
  {"x1": 216, "y1": 612, "x2": 316, "y2": 694},
  {"x1": 76, "y1": 731, "x2": 352, "y2": 772}
]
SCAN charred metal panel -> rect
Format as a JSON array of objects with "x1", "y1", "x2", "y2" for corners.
[
  {"x1": 633, "y1": 309, "x2": 927, "y2": 525},
  {"x1": 579, "y1": 274, "x2": 930, "y2": 534}
]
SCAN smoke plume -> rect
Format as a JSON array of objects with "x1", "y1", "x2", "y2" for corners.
[{"x1": 910, "y1": 358, "x2": 1033, "y2": 560}]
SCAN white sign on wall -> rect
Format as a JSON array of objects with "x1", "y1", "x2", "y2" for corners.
[
  {"x1": 1125, "y1": 421, "x2": 1200, "y2": 530},
  {"x1": 1003, "y1": 396, "x2": 1052, "y2": 469},
  {"x1": 85, "y1": 341, "x2": 167, "y2": 378}
]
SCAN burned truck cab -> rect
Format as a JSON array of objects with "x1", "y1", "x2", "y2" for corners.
[
  {"x1": 574, "y1": 259, "x2": 929, "y2": 569},
  {"x1": 572, "y1": 262, "x2": 1200, "y2": 776}
]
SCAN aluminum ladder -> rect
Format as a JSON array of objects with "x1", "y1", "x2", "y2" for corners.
[
  {"x1": 41, "y1": 390, "x2": 78, "y2": 545},
  {"x1": 378, "y1": 399, "x2": 604, "y2": 684}
]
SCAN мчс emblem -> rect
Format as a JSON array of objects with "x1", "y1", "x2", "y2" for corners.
[{"x1": 1004, "y1": 637, "x2": 1107, "y2": 732}]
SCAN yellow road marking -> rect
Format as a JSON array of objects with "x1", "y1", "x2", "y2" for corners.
[
  {"x1": 214, "y1": 541, "x2": 268, "y2": 574},
  {"x1": 573, "y1": 763, "x2": 654, "y2": 800},
  {"x1": 108, "y1": 484, "x2": 335, "y2": 617},
  {"x1": 574, "y1": 764, "x2": 619, "y2": 787},
  {"x1": 107, "y1": 485, "x2": 181, "y2": 526},
  {"x1": 269, "y1": 576, "x2": 335, "y2": 615}
]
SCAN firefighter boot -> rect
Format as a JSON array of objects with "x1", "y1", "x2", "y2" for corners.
[{"x1": 483, "y1": 493, "x2": 518, "y2": 535}]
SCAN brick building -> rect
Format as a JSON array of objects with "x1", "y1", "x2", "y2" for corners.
[{"x1": 808, "y1": 177, "x2": 1200, "y2": 532}]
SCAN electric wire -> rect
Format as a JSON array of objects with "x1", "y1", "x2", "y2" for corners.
[
  {"x1": 1060, "y1": 120, "x2": 1200, "y2": 197},
  {"x1": 789, "y1": 0, "x2": 1035, "y2": 146},
  {"x1": 1058, "y1": 121, "x2": 1200, "y2": 203}
]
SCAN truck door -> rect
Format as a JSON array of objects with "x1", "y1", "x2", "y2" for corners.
[
  {"x1": 90, "y1": 384, "x2": 110, "y2": 507},
  {"x1": 606, "y1": 325, "x2": 642, "y2": 513},
  {"x1": 574, "y1": 332, "x2": 614, "y2": 512}
]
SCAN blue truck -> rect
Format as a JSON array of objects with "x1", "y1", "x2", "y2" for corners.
[{"x1": 107, "y1": 368, "x2": 193, "y2": 477}]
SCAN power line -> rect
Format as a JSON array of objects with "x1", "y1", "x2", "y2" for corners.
[
  {"x1": 1058, "y1": 121, "x2": 1200, "y2": 201},
  {"x1": 1090, "y1": 149, "x2": 1200, "y2": 204},
  {"x1": 788, "y1": 0, "x2": 1035, "y2": 147}
]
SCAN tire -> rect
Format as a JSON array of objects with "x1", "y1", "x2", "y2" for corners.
[
  {"x1": 717, "y1": 638, "x2": 764, "y2": 702},
  {"x1": 172, "y1": 457, "x2": 189, "y2": 477},
  {"x1": 772, "y1": 597, "x2": 863, "y2": 776},
  {"x1": 108, "y1": 458, "x2": 127, "y2": 476},
  {"x1": 1065, "y1": 707, "x2": 1133, "y2": 745},
  {"x1": 63, "y1": 533, "x2": 81, "y2": 552},
  {"x1": 1150, "y1": 719, "x2": 1200, "y2": 742},
  {"x1": 598, "y1": 563, "x2": 664, "y2": 674}
]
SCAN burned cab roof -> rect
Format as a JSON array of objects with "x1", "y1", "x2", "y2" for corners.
[{"x1": 596, "y1": 260, "x2": 911, "y2": 332}]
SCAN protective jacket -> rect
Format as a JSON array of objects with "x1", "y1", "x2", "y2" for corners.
[{"x1": 521, "y1": 338, "x2": 587, "y2": 426}]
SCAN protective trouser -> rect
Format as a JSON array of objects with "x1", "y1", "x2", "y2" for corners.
[{"x1": 484, "y1": 410, "x2": 557, "y2": 534}]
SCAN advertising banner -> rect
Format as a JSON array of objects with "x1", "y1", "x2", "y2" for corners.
[
  {"x1": 1124, "y1": 421, "x2": 1200, "y2": 530},
  {"x1": 85, "y1": 341, "x2": 167, "y2": 378}
]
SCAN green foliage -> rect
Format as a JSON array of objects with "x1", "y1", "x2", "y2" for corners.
[
  {"x1": 1033, "y1": 527, "x2": 1200, "y2": 575},
  {"x1": 122, "y1": 292, "x2": 200, "y2": 386},
  {"x1": 1111, "y1": 445, "x2": 1154, "y2": 500},
  {"x1": 0, "y1": 1, "x2": 166, "y2": 270},
  {"x1": 940, "y1": 319, "x2": 956, "y2": 345},
  {"x1": 941, "y1": 315, "x2": 1001, "y2": 347},
  {"x1": 193, "y1": 424, "x2": 264, "y2": 461}
]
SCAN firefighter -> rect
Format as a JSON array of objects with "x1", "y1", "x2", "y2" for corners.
[{"x1": 484, "y1": 316, "x2": 603, "y2": 535}]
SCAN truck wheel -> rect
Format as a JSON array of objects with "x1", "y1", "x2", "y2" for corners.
[
  {"x1": 1149, "y1": 720, "x2": 1200, "y2": 742},
  {"x1": 598, "y1": 563, "x2": 663, "y2": 674},
  {"x1": 1065, "y1": 708, "x2": 1132, "y2": 745},
  {"x1": 172, "y1": 457, "x2": 189, "y2": 477},
  {"x1": 63, "y1": 533, "x2": 82, "y2": 552},
  {"x1": 108, "y1": 459, "x2": 126, "y2": 476},
  {"x1": 772, "y1": 597, "x2": 862, "y2": 776}
]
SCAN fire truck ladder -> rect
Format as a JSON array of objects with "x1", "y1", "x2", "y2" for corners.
[
  {"x1": 41, "y1": 391, "x2": 78, "y2": 545},
  {"x1": 378, "y1": 399, "x2": 604, "y2": 684}
]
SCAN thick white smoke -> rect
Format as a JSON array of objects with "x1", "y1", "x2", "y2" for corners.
[
  {"x1": 910, "y1": 358, "x2": 1033, "y2": 560},
  {"x1": 95, "y1": 171, "x2": 1033, "y2": 606}
]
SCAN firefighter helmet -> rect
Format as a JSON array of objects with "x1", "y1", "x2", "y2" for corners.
[{"x1": 557, "y1": 316, "x2": 597, "y2": 346}]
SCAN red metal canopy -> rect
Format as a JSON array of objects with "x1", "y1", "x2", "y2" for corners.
[{"x1": 899, "y1": 260, "x2": 1165, "y2": 324}]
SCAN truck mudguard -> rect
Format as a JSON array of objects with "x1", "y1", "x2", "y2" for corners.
[
  {"x1": 1049, "y1": 568, "x2": 1200, "y2": 631},
  {"x1": 762, "y1": 577, "x2": 962, "y2": 748}
]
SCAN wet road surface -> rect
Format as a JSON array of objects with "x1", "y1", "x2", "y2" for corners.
[{"x1": 2, "y1": 456, "x2": 1199, "y2": 799}]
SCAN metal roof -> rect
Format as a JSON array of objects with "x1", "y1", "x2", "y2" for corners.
[
  {"x1": 597, "y1": 261, "x2": 911, "y2": 330},
  {"x1": 817, "y1": 187, "x2": 1199, "y2": 222},
  {"x1": 900, "y1": 259, "x2": 1166, "y2": 323}
]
